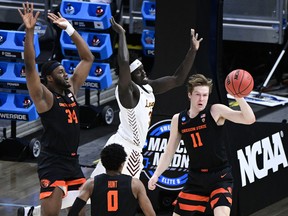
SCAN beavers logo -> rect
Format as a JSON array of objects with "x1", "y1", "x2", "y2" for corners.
[
  {"x1": 40, "y1": 179, "x2": 50, "y2": 188},
  {"x1": 142, "y1": 119, "x2": 189, "y2": 191}
]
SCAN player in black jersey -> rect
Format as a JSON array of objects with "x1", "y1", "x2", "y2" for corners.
[
  {"x1": 68, "y1": 143, "x2": 156, "y2": 216},
  {"x1": 18, "y1": 2, "x2": 94, "y2": 216},
  {"x1": 148, "y1": 74, "x2": 255, "y2": 216}
]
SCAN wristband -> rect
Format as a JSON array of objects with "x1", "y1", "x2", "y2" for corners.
[{"x1": 60, "y1": 21, "x2": 75, "y2": 36}]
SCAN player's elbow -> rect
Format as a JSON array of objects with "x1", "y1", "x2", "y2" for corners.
[{"x1": 244, "y1": 115, "x2": 256, "y2": 125}]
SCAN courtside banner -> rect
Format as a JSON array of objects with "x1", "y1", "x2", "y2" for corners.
[
  {"x1": 226, "y1": 122, "x2": 288, "y2": 216},
  {"x1": 142, "y1": 119, "x2": 189, "y2": 191}
]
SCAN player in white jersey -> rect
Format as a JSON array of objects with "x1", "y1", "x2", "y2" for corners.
[{"x1": 91, "y1": 17, "x2": 203, "y2": 179}]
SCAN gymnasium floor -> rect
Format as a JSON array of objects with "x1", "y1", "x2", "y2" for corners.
[{"x1": 1, "y1": 131, "x2": 288, "y2": 216}]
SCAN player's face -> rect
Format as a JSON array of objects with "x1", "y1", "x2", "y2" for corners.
[
  {"x1": 51, "y1": 65, "x2": 71, "y2": 89},
  {"x1": 189, "y1": 86, "x2": 209, "y2": 112},
  {"x1": 131, "y1": 65, "x2": 148, "y2": 85}
]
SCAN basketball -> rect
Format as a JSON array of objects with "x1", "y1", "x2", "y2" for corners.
[{"x1": 225, "y1": 69, "x2": 254, "y2": 97}]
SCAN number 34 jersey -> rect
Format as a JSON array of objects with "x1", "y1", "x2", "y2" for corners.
[
  {"x1": 178, "y1": 105, "x2": 229, "y2": 170},
  {"x1": 39, "y1": 90, "x2": 80, "y2": 156}
]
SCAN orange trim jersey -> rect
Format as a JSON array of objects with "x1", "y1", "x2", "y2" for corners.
[
  {"x1": 178, "y1": 105, "x2": 229, "y2": 170},
  {"x1": 91, "y1": 174, "x2": 138, "y2": 216},
  {"x1": 39, "y1": 90, "x2": 80, "y2": 156}
]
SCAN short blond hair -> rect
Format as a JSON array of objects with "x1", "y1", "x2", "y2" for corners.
[{"x1": 187, "y1": 74, "x2": 213, "y2": 94}]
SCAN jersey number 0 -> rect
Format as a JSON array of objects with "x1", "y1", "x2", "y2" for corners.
[{"x1": 107, "y1": 190, "x2": 118, "y2": 211}]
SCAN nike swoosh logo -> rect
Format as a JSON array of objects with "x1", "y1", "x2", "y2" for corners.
[{"x1": 221, "y1": 173, "x2": 227, "y2": 178}]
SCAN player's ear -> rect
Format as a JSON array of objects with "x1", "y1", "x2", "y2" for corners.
[
  {"x1": 46, "y1": 74, "x2": 53, "y2": 82},
  {"x1": 120, "y1": 162, "x2": 125, "y2": 172}
]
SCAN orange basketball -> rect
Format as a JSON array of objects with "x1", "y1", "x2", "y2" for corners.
[{"x1": 225, "y1": 69, "x2": 254, "y2": 97}]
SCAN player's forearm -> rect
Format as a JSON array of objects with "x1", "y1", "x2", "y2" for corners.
[
  {"x1": 153, "y1": 149, "x2": 174, "y2": 178},
  {"x1": 67, "y1": 197, "x2": 86, "y2": 216},
  {"x1": 173, "y1": 48, "x2": 197, "y2": 85},
  {"x1": 24, "y1": 28, "x2": 36, "y2": 70},
  {"x1": 117, "y1": 32, "x2": 129, "y2": 64},
  {"x1": 235, "y1": 97, "x2": 256, "y2": 124},
  {"x1": 71, "y1": 31, "x2": 94, "y2": 62}
]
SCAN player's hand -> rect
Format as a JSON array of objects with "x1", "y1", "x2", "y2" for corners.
[
  {"x1": 110, "y1": 17, "x2": 125, "y2": 34},
  {"x1": 148, "y1": 174, "x2": 158, "y2": 190},
  {"x1": 47, "y1": 12, "x2": 69, "y2": 30},
  {"x1": 190, "y1": 29, "x2": 203, "y2": 51},
  {"x1": 18, "y1": 2, "x2": 40, "y2": 29}
]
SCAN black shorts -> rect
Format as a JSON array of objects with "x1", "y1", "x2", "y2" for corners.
[
  {"x1": 37, "y1": 151, "x2": 86, "y2": 199},
  {"x1": 173, "y1": 166, "x2": 233, "y2": 216}
]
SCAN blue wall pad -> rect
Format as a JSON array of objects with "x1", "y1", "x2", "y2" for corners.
[
  {"x1": 60, "y1": 0, "x2": 112, "y2": 30},
  {"x1": 0, "y1": 93, "x2": 38, "y2": 121},
  {"x1": 60, "y1": 31, "x2": 113, "y2": 60},
  {"x1": 0, "y1": 61, "x2": 39, "y2": 90},
  {"x1": 61, "y1": 59, "x2": 112, "y2": 90},
  {"x1": 141, "y1": 29, "x2": 155, "y2": 57},
  {"x1": 141, "y1": 1, "x2": 156, "y2": 28},
  {"x1": 0, "y1": 30, "x2": 40, "y2": 59}
]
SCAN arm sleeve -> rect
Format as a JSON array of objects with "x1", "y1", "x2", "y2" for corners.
[{"x1": 67, "y1": 197, "x2": 87, "y2": 216}]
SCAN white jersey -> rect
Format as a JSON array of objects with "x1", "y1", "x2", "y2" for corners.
[
  {"x1": 116, "y1": 84, "x2": 155, "y2": 150},
  {"x1": 91, "y1": 84, "x2": 155, "y2": 179}
]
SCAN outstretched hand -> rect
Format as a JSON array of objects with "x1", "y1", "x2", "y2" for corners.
[
  {"x1": 47, "y1": 12, "x2": 70, "y2": 30},
  {"x1": 18, "y1": 2, "x2": 40, "y2": 29},
  {"x1": 190, "y1": 29, "x2": 203, "y2": 51},
  {"x1": 110, "y1": 17, "x2": 125, "y2": 34}
]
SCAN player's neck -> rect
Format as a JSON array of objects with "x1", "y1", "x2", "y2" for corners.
[
  {"x1": 188, "y1": 109, "x2": 199, "y2": 118},
  {"x1": 106, "y1": 170, "x2": 121, "y2": 176}
]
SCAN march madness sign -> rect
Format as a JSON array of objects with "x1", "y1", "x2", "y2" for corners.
[{"x1": 142, "y1": 119, "x2": 189, "y2": 191}]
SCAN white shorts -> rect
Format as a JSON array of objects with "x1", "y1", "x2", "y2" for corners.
[{"x1": 90, "y1": 133, "x2": 144, "y2": 179}]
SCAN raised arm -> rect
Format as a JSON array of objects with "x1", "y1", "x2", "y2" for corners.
[
  {"x1": 148, "y1": 114, "x2": 182, "y2": 190},
  {"x1": 211, "y1": 97, "x2": 256, "y2": 125},
  {"x1": 47, "y1": 12, "x2": 94, "y2": 95},
  {"x1": 18, "y1": 2, "x2": 53, "y2": 113},
  {"x1": 149, "y1": 29, "x2": 203, "y2": 94},
  {"x1": 110, "y1": 17, "x2": 139, "y2": 108},
  {"x1": 132, "y1": 178, "x2": 156, "y2": 216}
]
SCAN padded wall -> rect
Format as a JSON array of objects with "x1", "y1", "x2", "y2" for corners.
[{"x1": 150, "y1": 0, "x2": 226, "y2": 118}]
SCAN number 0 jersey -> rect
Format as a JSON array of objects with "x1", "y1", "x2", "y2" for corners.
[
  {"x1": 91, "y1": 174, "x2": 138, "y2": 216},
  {"x1": 39, "y1": 90, "x2": 80, "y2": 156},
  {"x1": 178, "y1": 105, "x2": 229, "y2": 170}
]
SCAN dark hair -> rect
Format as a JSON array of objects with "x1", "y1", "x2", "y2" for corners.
[
  {"x1": 101, "y1": 144, "x2": 127, "y2": 171},
  {"x1": 40, "y1": 60, "x2": 61, "y2": 83}
]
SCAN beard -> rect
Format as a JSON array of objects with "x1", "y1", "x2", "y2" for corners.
[{"x1": 54, "y1": 77, "x2": 71, "y2": 89}]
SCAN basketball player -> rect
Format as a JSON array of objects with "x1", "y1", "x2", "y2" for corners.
[
  {"x1": 68, "y1": 143, "x2": 156, "y2": 216},
  {"x1": 148, "y1": 74, "x2": 256, "y2": 216},
  {"x1": 17, "y1": 2, "x2": 94, "y2": 216},
  {"x1": 90, "y1": 17, "x2": 203, "y2": 179}
]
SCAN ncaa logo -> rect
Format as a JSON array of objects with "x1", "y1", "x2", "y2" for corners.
[{"x1": 142, "y1": 119, "x2": 189, "y2": 191}]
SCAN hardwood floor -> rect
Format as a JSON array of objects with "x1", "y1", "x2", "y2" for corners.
[
  {"x1": 0, "y1": 160, "x2": 94, "y2": 216},
  {"x1": 1, "y1": 159, "x2": 288, "y2": 216}
]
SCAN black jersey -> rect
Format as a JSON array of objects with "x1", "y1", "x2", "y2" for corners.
[
  {"x1": 91, "y1": 174, "x2": 138, "y2": 216},
  {"x1": 178, "y1": 105, "x2": 229, "y2": 170},
  {"x1": 39, "y1": 90, "x2": 80, "y2": 156}
]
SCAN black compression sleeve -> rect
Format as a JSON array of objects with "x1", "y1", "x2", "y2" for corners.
[{"x1": 68, "y1": 197, "x2": 87, "y2": 216}]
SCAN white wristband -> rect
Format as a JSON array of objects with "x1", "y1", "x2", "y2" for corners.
[{"x1": 60, "y1": 21, "x2": 75, "y2": 36}]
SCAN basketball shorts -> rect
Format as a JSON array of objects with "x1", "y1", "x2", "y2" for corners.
[
  {"x1": 37, "y1": 151, "x2": 86, "y2": 200},
  {"x1": 90, "y1": 133, "x2": 143, "y2": 179},
  {"x1": 173, "y1": 166, "x2": 233, "y2": 216}
]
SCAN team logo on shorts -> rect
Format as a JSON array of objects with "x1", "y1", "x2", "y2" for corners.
[
  {"x1": 142, "y1": 119, "x2": 189, "y2": 190},
  {"x1": 40, "y1": 179, "x2": 50, "y2": 188}
]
